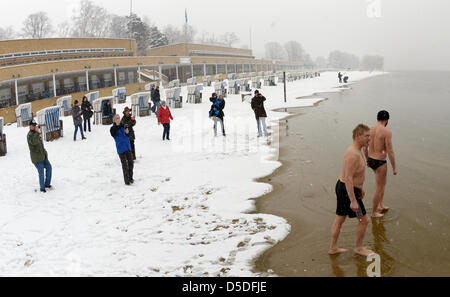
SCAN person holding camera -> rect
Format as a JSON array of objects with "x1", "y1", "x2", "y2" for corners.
[
  {"x1": 209, "y1": 94, "x2": 226, "y2": 137},
  {"x1": 72, "y1": 100, "x2": 86, "y2": 141},
  {"x1": 251, "y1": 90, "x2": 268, "y2": 138},
  {"x1": 27, "y1": 119, "x2": 52, "y2": 193},
  {"x1": 81, "y1": 96, "x2": 93, "y2": 133},
  {"x1": 121, "y1": 107, "x2": 137, "y2": 160},
  {"x1": 110, "y1": 114, "x2": 134, "y2": 186},
  {"x1": 158, "y1": 101, "x2": 174, "y2": 141}
]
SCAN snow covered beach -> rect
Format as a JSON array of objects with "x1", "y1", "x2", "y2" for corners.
[{"x1": 0, "y1": 71, "x2": 383, "y2": 276}]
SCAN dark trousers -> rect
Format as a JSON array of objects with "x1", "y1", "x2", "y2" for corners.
[
  {"x1": 163, "y1": 123, "x2": 170, "y2": 140},
  {"x1": 130, "y1": 140, "x2": 136, "y2": 160},
  {"x1": 119, "y1": 151, "x2": 134, "y2": 184},
  {"x1": 83, "y1": 117, "x2": 91, "y2": 132}
]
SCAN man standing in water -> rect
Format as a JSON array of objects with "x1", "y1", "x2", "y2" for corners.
[
  {"x1": 329, "y1": 124, "x2": 374, "y2": 257},
  {"x1": 365, "y1": 110, "x2": 398, "y2": 218}
]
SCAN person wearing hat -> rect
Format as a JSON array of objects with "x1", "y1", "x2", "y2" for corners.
[
  {"x1": 209, "y1": 95, "x2": 226, "y2": 137},
  {"x1": 72, "y1": 100, "x2": 86, "y2": 141},
  {"x1": 120, "y1": 107, "x2": 137, "y2": 160},
  {"x1": 157, "y1": 101, "x2": 174, "y2": 141},
  {"x1": 251, "y1": 90, "x2": 268, "y2": 137},
  {"x1": 110, "y1": 114, "x2": 134, "y2": 185},
  {"x1": 27, "y1": 119, "x2": 52, "y2": 193}
]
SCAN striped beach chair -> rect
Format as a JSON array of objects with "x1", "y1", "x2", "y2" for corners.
[
  {"x1": 15, "y1": 103, "x2": 33, "y2": 127},
  {"x1": 131, "y1": 92, "x2": 151, "y2": 117},
  {"x1": 112, "y1": 88, "x2": 127, "y2": 104},
  {"x1": 57, "y1": 96, "x2": 72, "y2": 117},
  {"x1": 93, "y1": 97, "x2": 115, "y2": 125},
  {"x1": 203, "y1": 76, "x2": 211, "y2": 87},
  {"x1": 187, "y1": 77, "x2": 196, "y2": 86},
  {"x1": 36, "y1": 107, "x2": 63, "y2": 142},
  {"x1": 168, "y1": 79, "x2": 180, "y2": 88},
  {"x1": 0, "y1": 117, "x2": 6, "y2": 156},
  {"x1": 86, "y1": 91, "x2": 100, "y2": 104},
  {"x1": 166, "y1": 88, "x2": 183, "y2": 109}
]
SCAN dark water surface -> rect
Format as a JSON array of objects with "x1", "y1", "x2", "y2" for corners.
[{"x1": 254, "y1": 72, "x2": 450, "y2": 276}]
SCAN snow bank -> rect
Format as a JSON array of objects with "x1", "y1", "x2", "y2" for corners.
[{"x1": 0, "y1": 71, "x2": 384, "y2": 276}]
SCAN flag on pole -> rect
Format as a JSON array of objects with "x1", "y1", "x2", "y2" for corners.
[{"x1": 185, "y1": 8, "x2": 188, "y2": 24}]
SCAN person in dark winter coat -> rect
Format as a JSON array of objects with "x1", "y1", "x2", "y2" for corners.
[
  {"x1": 103, "y1": 100, "x2": 113, "y2": 119},
  {"x1": 81, "y1": 96, "x2": 93, "y2": 132},
  {"x1": 120, "y1": 107, "x2": 137, "y2": 160},
  {"x1": 72, "y1": 100, "x2": 86, "y2": 141},
  {"x1": 251, "y1": 90, "x2": 268, "y2": 137},
  {"x1": 338, "y1": 72, "x2": 343, "y2": 83},
  {"x1": 27, "y1": 119, "x2": 52, "y2": 193},
  {"x1": 110, "y1": 114, "x2": 134, "y2": 185},
  {"x1": 152, "y1": 86, "x2": 161, "y2": 116},
  {"x1": 209, "y1": 95, "x2": 226, "y2": 137},
  {"x1": 158, "y1": 101, "x2": 174, "y2": 141}
]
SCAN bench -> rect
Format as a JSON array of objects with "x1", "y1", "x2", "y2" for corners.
[
  {"x1": 131, "y1": 92, "x2": 151, "y2": 117},
  {"x1": 57, "y1": 96, "x2": 72, "y2": 117},
  {"x1": 36, "y1": 107, "x2": 63, "y2": 142},
  {"x1": 165, "y1": 88, "x2": 183, "y2": 109},
  {"x1": 112, "y1": 87, "x2": 127, "y2": 104},
  {"x1": 93, "y1": 97, "x2": 116, "y2": 125},
  {"x1": 15, "y1": 103, "x2": 33, "y2": 128},
  {"x1": 0, "y1": 117, "x2": 6, "y2": 156}
]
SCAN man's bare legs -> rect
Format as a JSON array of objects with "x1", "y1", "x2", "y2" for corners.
[
  {"x1": 354, "y1": 215, "x2": 375, "y2": 256},
  {"x1": 329, "y1": 216, "x2": 348, "y2": 255},
  {"x1": 372, "y1": 164, "x2": 388, "y2": 218}
]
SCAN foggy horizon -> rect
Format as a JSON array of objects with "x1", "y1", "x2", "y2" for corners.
[{"x1": 1, "y1": 0, "x2": 449, "y2": 71}]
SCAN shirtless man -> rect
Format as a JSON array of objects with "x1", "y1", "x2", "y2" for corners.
[
  {"x1": 329, "y1": 124, "x2": 375, "y2": 257},
  {"x1": 364, "y1": 111, "x2": 397, "y2": 218}
]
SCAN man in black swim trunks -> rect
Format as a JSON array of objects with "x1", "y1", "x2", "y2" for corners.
[
  {"x1": 329, "y1": 124, "x2": 375, "y2": 257},
  {"x1": 364, "y1": 111, "x2": 398, "y2": 218}
]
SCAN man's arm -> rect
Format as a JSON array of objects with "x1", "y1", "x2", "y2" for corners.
[
  {"x1": 385, "y1": 130, "x2": 397, "y2": 175},
  {"x1": 341, "y1": 153, "x2": 360, "y2": 211}
]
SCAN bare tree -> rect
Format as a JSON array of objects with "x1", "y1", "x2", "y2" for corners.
[
  {"x1": 72, "y1": 0, "x2": 111, "y2": 37},
  {"x1": 108, "y1": 15, "x2": 129, "y2": 38},
  {"x1": 0, "y1": 26, "x2": 15, "y2": 40},
  {"x1": 220, "y1": 32, "x2": 240, "y2": 47},
  {"x1": 265, "y1": 42, "x2": 287, "y2": 60},
  {"x1": 57, "y1": 21, "x2": 72, "y2": 38},
  {"x1": 284, "y1": 41, "x2": 305, "y2": 62},
  {"x1": 22, "y1": 12, "x2": 53, "y2": 38},
  {"x1": 163, "y1": 25, "x2": 183, "y2": 44},
  {"x1": 182, "y1": 24, "x2": 196, "y2": 43},
  {"x1": 328, "y1": 50, "x2": 360, "y2": 69}
]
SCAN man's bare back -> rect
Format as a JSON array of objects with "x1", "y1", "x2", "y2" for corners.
[{"x1": 369, "y1": 124, "x2": 390, "y2": 161}]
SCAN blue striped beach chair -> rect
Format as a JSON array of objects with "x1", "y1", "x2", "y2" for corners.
[
  {"x1": 131, "y1": 92, "x2": 151, "y2": 117},
  {"x1": 112, "y1": 88, "x2": 127, "y2": 104},
  {"x1": 57, "y1": 96, "x2": 72, "y2": 117},
  {"x1": 15, "y1": 103, "x2": 33, "y2": 127},
  {"x1": 36, "y1": 106, "x2": 63, "y2": 142}
]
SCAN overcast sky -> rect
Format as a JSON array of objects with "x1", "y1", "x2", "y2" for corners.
[{"x1": 1, "y1": 0, "x2": 449, "y2": 71}]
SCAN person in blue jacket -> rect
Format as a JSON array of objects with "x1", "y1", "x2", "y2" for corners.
[
  {"x1": 110, "y1": 114, "x2": 134, "y2": 185},
  {"x1": 209, "y1": 94, "x2": 226, "y2": 137}
]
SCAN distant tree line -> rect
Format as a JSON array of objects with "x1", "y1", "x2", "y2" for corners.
[{"x1": 0, "y1": 0, "x2": 243, "y2": 55}]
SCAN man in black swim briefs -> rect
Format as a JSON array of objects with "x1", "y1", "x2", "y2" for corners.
[{"x1": 364, "y1": 111, "x2": 398, "y2": 218}]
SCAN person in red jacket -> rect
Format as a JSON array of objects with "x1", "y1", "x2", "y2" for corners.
[{"x1": 157, "y1": 101, "x2": 174, "y2": 141}]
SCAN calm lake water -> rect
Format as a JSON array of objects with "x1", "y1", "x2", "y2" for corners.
[{"x1": 255, "y1": 72, "x2": 450, "y2": 276}]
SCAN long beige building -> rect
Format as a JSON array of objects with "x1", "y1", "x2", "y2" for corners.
[{"x1": 0, "y1": 39, "x2": 304, "y2": 123}]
